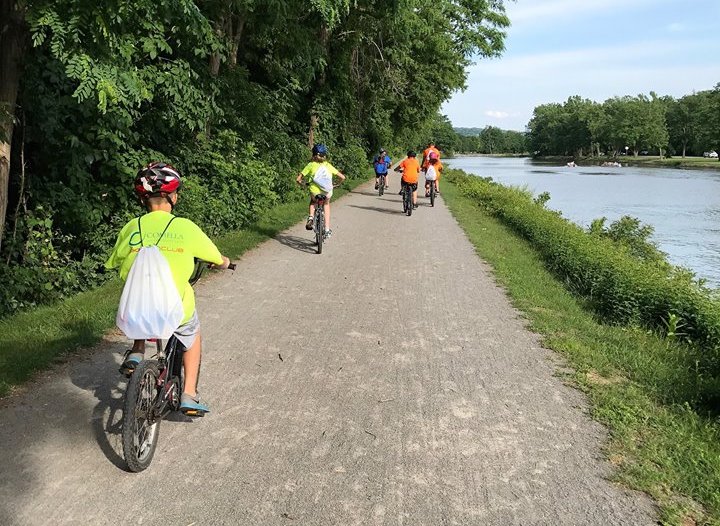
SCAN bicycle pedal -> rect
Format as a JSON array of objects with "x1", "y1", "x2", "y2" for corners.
[{"x1": 182, "y1": 409, "x2": 205, "y2": 417}]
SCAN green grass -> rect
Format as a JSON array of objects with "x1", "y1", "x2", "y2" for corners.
[
  {"x1": 625, "y1": 156, "x2": 720, "y2": 170},
  {"x1": 537, "y1": 154, "x2": 720, "y2": 170},
  {"x1": 0, "y1": 175, "x2": 371, "y2": 399},
  {"x1": 442, "y1": 175, "x2": 720, "y2": 525}
]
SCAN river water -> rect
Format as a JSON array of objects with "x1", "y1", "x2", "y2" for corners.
[{"x1": 445, "y1": 156, "x2": 720, "y2": 287}]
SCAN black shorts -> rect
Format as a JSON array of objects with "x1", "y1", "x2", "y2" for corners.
[
  {"x1": 375, "y1": 172, "x2": 388, "y2": 178},
  {"x1": 401, "y1": 181, "x2": 418, "y2": 191}
]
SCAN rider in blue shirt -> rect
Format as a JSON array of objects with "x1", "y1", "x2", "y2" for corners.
[{"x1": 373, "y1": 149, "x2": 392, "y2": 190}]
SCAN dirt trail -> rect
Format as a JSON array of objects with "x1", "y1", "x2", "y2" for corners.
[{"x1": 0, "y1": 178, "x2": 656, "y2": 525}]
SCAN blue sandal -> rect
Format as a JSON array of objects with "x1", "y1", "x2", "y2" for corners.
[
  {"x1": 119, "y1": 351, "x2": 144, "y2": 376},
  {"x1": 180, "y1": 393, "x2": 210, "y2": 416}
]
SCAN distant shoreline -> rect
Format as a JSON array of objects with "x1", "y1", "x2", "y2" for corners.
[{"x1": 448, "y1": 153, "x2": 720, "y2": 171}]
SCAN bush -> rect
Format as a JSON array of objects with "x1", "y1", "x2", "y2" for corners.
[
  {"x1": 449, "y1": 170, "x2": 720, "y2": 389},
  {"x1": 0, "y1": 207, "x2": 111, "y2": 316}
]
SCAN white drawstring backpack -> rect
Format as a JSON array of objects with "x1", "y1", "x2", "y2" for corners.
[
  {"x1": 425, "y1": 165, "x2": 438, "y2": 181},
  {"x1": 116, "y1": 217, "x2": 184, "y2": 339},
  {"x1": 312, "y1": 165, "x2": 334, "y2": 192}
]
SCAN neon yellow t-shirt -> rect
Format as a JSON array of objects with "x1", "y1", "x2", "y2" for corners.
[
  {"x1": 301, "y1": 161, "x2": 340, "y2": 196},
  {"x1": 105, "y1": 210, "x2": 224, "y2": 324}
]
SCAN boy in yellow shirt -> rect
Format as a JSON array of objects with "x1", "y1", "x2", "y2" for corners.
[{"x1": 106, "y1": 162, "x2": 231, "y2": 415}]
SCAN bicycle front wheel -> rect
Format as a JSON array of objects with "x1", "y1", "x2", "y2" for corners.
[
  {"x1": 379, "y1": 175, "x2": 384, "y2": 196},
  {"x1": 430, "y1": 185, "x2": 435, "y2": 207},
  {"x1": 122, "y1": 360, "x2": 161, "y2": 472}
]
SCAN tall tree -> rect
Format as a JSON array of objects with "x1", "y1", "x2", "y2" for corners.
[{"x1": 0, "y1": 0, "x2": 29, "y2": 251}]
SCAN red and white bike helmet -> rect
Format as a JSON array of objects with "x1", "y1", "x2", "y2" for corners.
[{"x1": 134, "y1": 162, "x2": 182, "y2": 198}]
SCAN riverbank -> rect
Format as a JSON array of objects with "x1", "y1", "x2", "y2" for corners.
[
  {"x1": 0, "y1": 174, "x2": 373, "y2": 399},
  {"x1": 442, "y1": 169, "x2": 720, "y2": 525}
]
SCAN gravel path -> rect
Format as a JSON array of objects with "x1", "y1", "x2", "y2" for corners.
[{"x1": 0, "y1": 178, "x2": 656, "y2": 525}]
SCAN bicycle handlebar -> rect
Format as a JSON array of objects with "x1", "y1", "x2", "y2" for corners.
[{"x1": 189, "y1": 259, "x2": 235, "y2": 285}]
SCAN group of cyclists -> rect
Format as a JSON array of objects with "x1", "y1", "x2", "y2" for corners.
[
  {"x1": 106, "y1": 141, "x2": 442, "y2": 417},
  {"x1": 373, "y1": 142, "x2": 443, "y2": 209}
]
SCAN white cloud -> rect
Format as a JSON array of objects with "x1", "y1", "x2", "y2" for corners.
[{"x1": 485, "y1": 110, "x2": 509, "y2": 119}]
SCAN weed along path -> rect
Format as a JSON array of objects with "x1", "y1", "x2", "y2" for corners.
[{"x1": 0, "y1": 179, "x2": 656, "y2": 525}]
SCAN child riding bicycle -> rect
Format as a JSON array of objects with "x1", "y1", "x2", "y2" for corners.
[
  {"x1": 373, "y1": 148, "x2": 392, "y2": 189},
  {"x1": 424, "y1": 152, "x2": 441, "y2": 196},
  {"x1": 105, "y1": 162, "x2": 232, "y2": 415},
  {"x1": 296, "y1": 144, "x2": 346, "y2": 239},
  {"x1": 395, "y1": 150, "x2": 420, "y2": 208}
]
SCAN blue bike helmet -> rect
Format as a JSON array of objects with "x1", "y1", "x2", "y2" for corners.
[{"x1": 312, "y1": 143, "x2": 328, "y2": 157}]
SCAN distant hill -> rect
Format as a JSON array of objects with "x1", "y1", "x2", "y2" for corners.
[{"x1": 454, "y1": 127, "x2": 485, "y2": 136}]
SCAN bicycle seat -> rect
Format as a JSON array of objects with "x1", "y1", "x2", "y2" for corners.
[{"x1": 315, "y1": 194, "x2": 328, "y2": 202}]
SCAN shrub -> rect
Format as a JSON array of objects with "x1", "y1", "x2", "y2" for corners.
[{"x1": 449, "y1": 170, "x2": 720, "y2": 390}]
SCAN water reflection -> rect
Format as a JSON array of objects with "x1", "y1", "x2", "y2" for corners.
[{"x1": 446, "y1": 156, "x2": 720, "y2": 287}]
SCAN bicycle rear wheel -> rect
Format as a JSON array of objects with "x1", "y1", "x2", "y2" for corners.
[
  {"x1": 122, "y1": 360, "x2": 161, "y2": 472},
  {"x1": 315, "y1": 209, "x2": 324, "y2": 254},
  {"x1": 430, "y1": 184, "x2": 435, "y2": 207},
  {"x1": 378, "y1": 175, "x2": 384, "y2": 196}
]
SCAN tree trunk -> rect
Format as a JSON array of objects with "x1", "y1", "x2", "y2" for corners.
[
  {"x1": 0, "y1": 0, "x2": 28, "y2": 252},
  {"x1": 228, "y1": 18, "x2": 245, "y2": 69},
  {"x1": 308, "y1": 114, "x2": 318, "y2": 148},
  {"x1": 307, "y1": 24, "x2": 330, "y2": 148}
]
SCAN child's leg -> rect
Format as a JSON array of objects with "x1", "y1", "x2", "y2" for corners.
[
  {"x1": 412, "y1": 187, "x2": 417, "y2": 205},
  {"x1": 324, "y1": 199, "x2": 331, "y2": 230},
  {"x1": 132, "y1": 339, "x2": 145, "y2": 352},
  {"x1": 183, "y1": 331, "x2": 202, "y2": 397}
]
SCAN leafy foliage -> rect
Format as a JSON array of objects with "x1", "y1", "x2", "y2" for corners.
[
  {"x1": 0, "y1": 0, "x2": 510, "y2": 317},
  {"x1": 527, "y1": 87, "x2": 720, "y2": 158}
]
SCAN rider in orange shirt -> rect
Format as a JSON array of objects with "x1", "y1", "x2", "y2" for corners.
[
  {"x1": 421, "y1": 142, "x2": 440, "y2": 172},
  {"x1": 394, "y1": 150, "x2": 420, "y2": 209}
]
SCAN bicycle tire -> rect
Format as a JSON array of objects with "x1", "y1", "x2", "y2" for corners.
[
  {"x1": 430, "y1": 185, "x2": 435, "y2": 207},
  {"x1": 316, "y1": 209, "x2": 324, "y2": 254},
  {"x1": 378, "y1": 175, "x2": 384, "y2": 196},
  {"x1": 122, "y1": 360, "x2": 161, "y2": 472}
]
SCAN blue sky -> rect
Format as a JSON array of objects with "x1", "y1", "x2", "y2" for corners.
[{"x1": 442, "y1": 0, "x2": 720, "y2": 131}]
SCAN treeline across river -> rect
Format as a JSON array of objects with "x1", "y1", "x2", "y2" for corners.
[
  {"x1": 444, "y1": 85, "x2": 720, "y2": 160},
  {"x1": 0, "y1": 1, "x2": 511, "y2": 318},
  {"x1": 528, "y1": 88, "x2": 720, "y2": 158}
]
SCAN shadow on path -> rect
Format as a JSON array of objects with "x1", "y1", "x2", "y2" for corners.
[
  {"x1": 347, "y1": 204, "x2": 403, "y2": 216},
  {"x1": 274, "y1": 233, "x2": 317, "y2": 254},
  {"x1": 69, "y1": 339, "x2": 131, "y2": 471}
]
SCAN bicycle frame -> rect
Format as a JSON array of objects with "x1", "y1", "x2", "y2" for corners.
[{"x1": 149, "y1": 336, "x2": 185, "y2": 420}]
